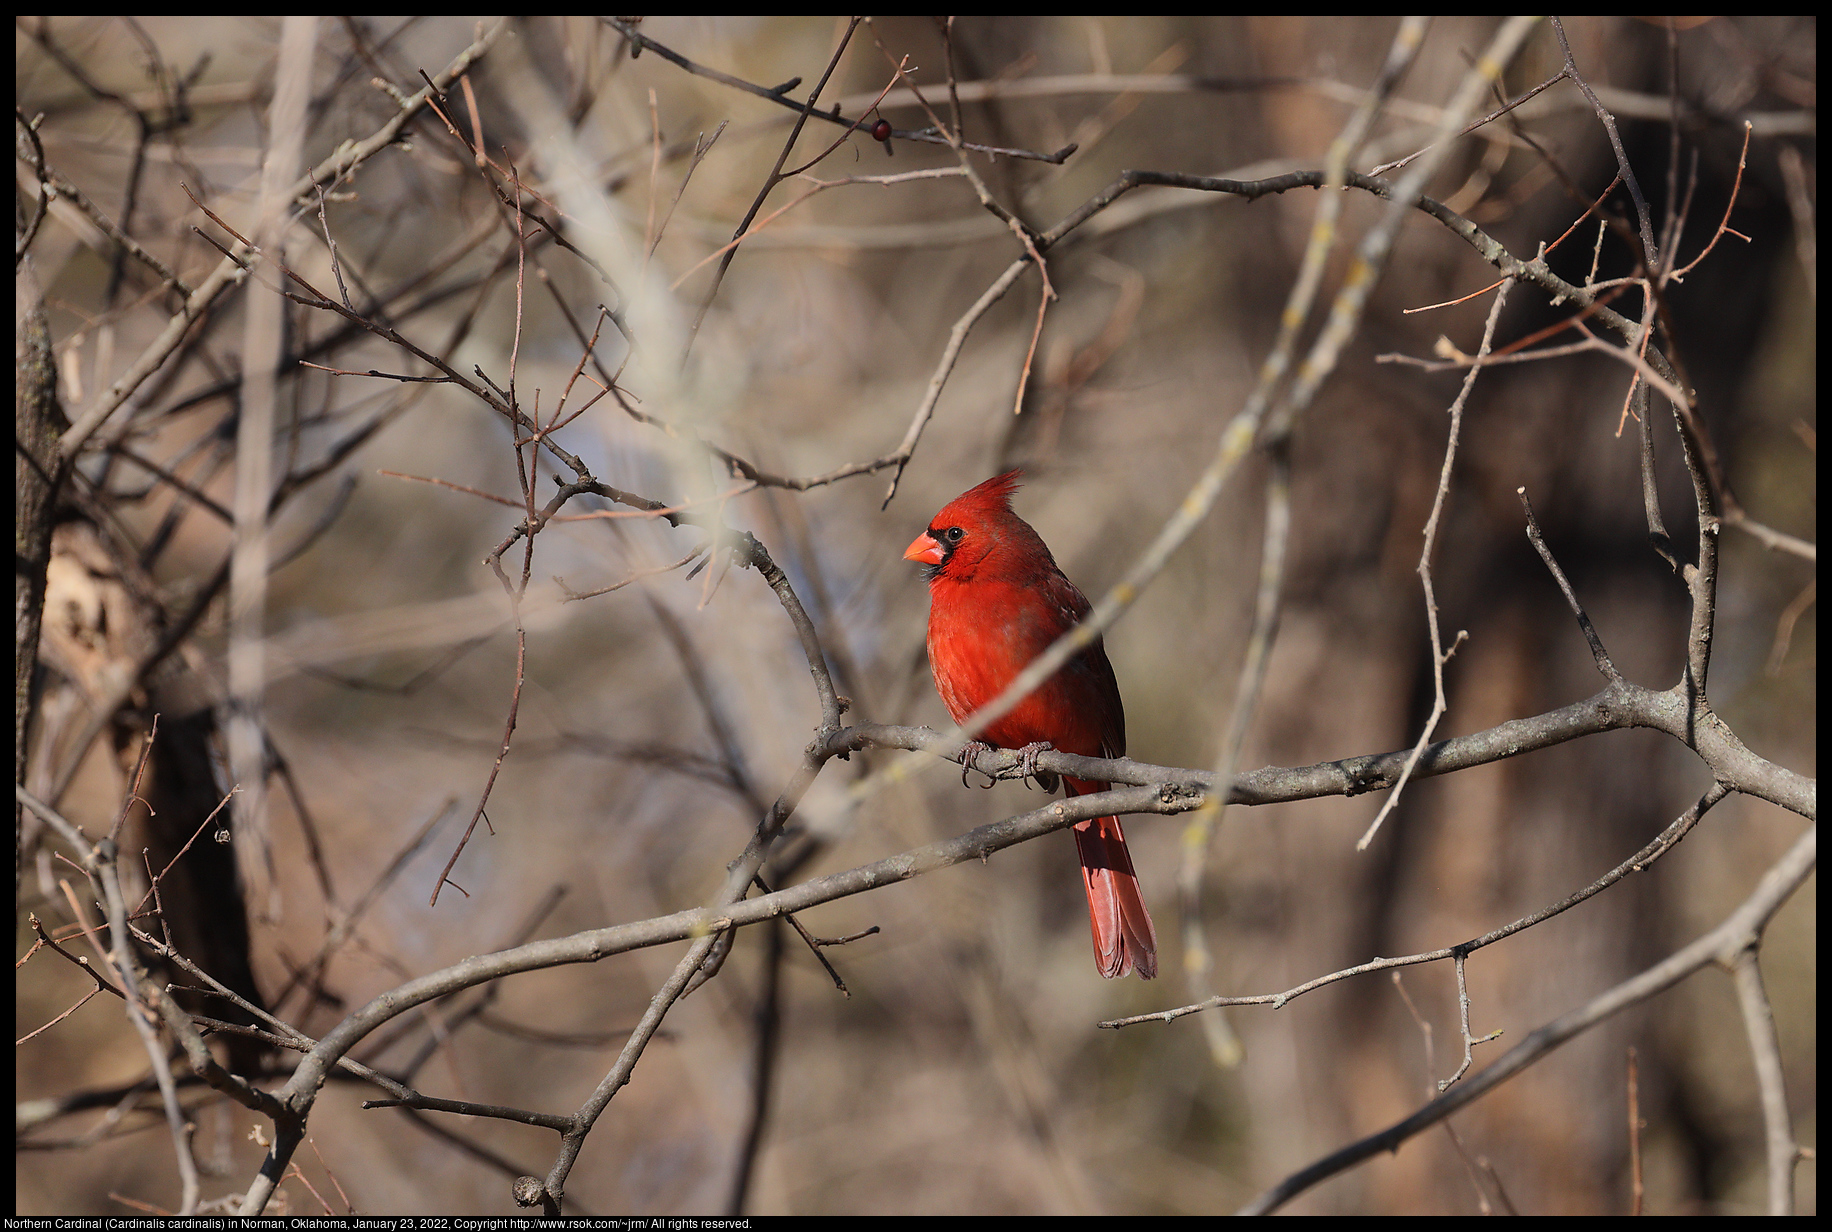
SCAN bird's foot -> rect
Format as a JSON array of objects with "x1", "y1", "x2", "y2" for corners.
[
  {"x1": 959, "y1": 739, "x2": 999, "y2": 788},
  {"x1": 1013, "y1": 741, "x2": 1060, "y2": 791}
]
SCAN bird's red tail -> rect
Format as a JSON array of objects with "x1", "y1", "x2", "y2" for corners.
[{"x1": 1067, "y1": 782, "x2": 1157, "y2": 979}]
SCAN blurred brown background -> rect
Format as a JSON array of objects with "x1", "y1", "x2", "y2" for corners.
[{"x1": 16, "y1": 15, "x2": 1814, "y2": 1216}]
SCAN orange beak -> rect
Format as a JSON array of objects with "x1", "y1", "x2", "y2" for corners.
[{"x1": 904, "y1": 531, "x2": 944, "y2": 565}]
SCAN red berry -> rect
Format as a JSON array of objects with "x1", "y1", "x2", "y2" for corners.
[{"x1": 871, "y1": 119, "x2": 892, "y2": 142}]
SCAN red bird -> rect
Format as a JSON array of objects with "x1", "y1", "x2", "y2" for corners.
[{"x1": 904, "y1": 471, "x2": 1158, "y2": 979}]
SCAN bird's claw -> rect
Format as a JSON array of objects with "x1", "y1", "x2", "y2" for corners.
[
  {"x1": 1013, "y1": 741, "x2": 1050, "y2": 776},
  {"x1": 1014, "y1": 741, "x2": 1060, "y2": 790},
  {"x1": 957, "y1": 740, "x2": 1059, "y2": 789},
  {"x1": 959, "y1": 739, "x2": 998, "y2": 788}
]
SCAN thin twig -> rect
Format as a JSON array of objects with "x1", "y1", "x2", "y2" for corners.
[{"x1": 1236, "y1": 822, "x2": 1814, "y2": 1214}]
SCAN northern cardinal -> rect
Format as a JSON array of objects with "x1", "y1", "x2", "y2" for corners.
[{"x1": 904, "y1": 471, "x2": 1158, "y2": 979}]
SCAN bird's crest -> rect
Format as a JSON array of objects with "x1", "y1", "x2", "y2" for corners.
[{"x1": 940, "y1": 469, "x2": 1022, "y2": 521}]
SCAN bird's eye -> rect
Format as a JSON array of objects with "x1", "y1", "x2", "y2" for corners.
[{"x1": 942, "y1": 526, "x2": 964, "y2": 544}]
